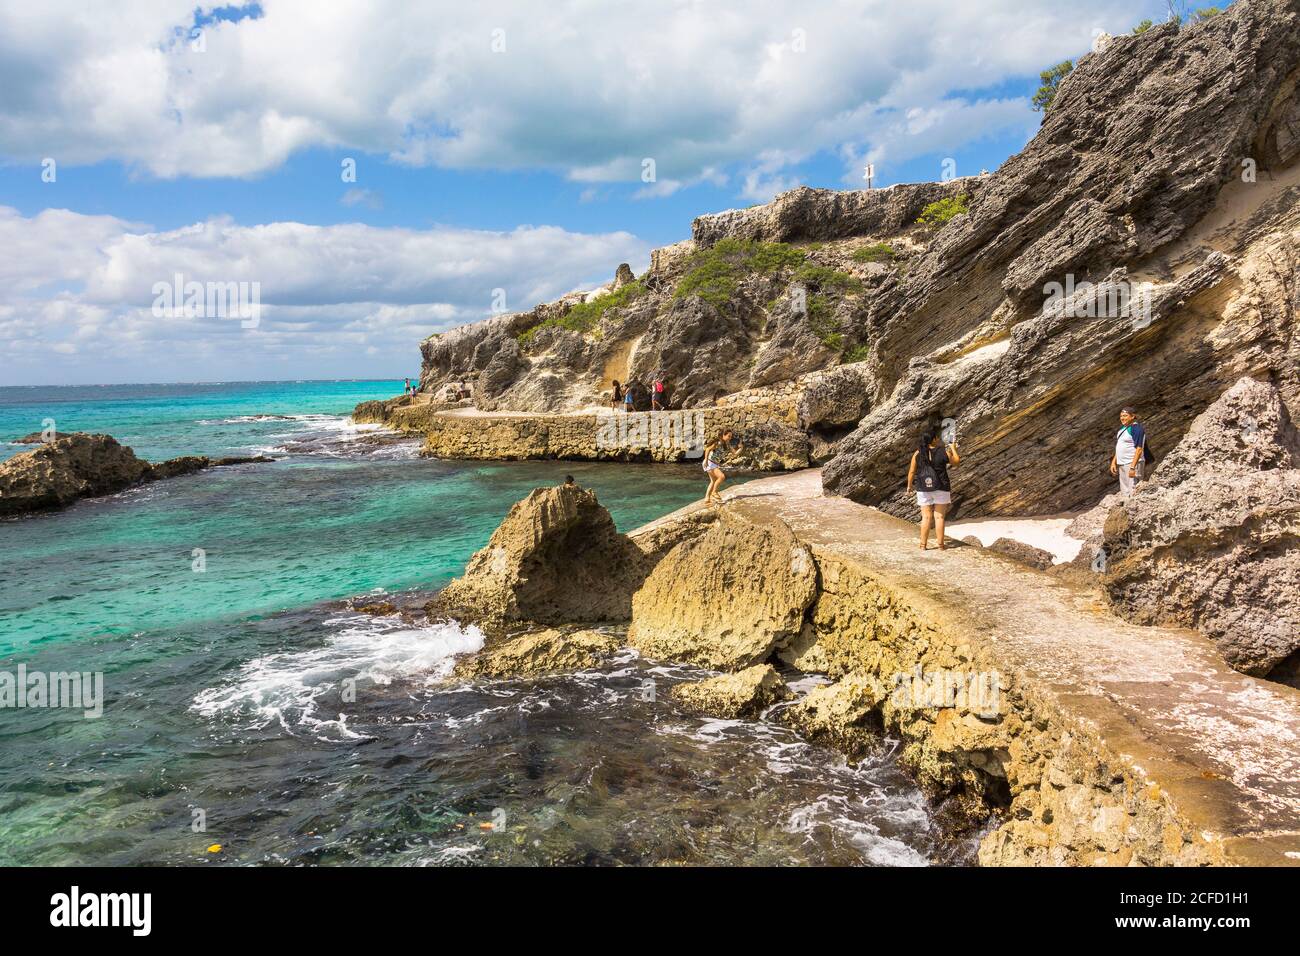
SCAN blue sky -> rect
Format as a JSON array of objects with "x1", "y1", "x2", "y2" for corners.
[{"x1": 0, "y1": 0, "x2": 1178, "y2": 385}]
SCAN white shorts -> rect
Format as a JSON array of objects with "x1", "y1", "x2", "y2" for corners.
[{"x1": 916, "y1": 490, "x2": 951, "y2": 506}]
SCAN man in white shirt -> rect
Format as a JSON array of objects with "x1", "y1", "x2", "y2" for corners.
[{"x1": 1109, "y1": 406, "x2": 1147, "y2": 496}]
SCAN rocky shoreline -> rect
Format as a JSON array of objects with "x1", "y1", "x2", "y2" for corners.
[
  {"x1": 419, "y1": 464, "x2": 1300, "y2": 867},
  {"x1": 0, "y1": 432, "x2": 273, "y2": 517}
]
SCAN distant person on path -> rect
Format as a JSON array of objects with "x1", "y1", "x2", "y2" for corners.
[
  {"x1": 652, "y1": 375, "x2": 665, "y2": 411},
  {"x1": 906, "y1": 427, "x2": 960, "y2": 550},
  {"x1": 403, "y1": 378, "x2": 412, "y2": 396},
  {"x1": 1110, "y1": 406, "x2": 1147, "y2": 496},
  {"x1": 611, "y1": 380, "x2": 623, "y2": 410},
  {"x1": 702, "y1": 429, "x2": 744, "y2": 506},
  {"x1": 624, "y1": 383, "x2": 636, "y2": 412}
]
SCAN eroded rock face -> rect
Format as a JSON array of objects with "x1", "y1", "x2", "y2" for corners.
[
  {"x1": 671, "y1": 664, "x2": 791, "y2": 720},
  {"x1": 628, "y1": 512, "x2": 818, "y2": 670},
  {"x1": 825, "y1": 2, "x2": 1300, "y2": 518},
  {"x1": 691, "y1": 182, "x2": 977, "y2": 246},
  {"x1": 0, "y1": 433, "x2": 270, "y2": 517},
  {"x1": 454, "y1": 628, "x2": 622, "y2": 679},
  {"x1": 1102, "y1": 377, "x2": 1300, "y2": 677},
  {"x1": 431, "y1": 483, "x2": 651, "y2": 632}
]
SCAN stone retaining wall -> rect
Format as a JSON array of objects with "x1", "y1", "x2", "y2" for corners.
[{"x1": 416, "y1": 407, "x2": 807, "y2": 468}]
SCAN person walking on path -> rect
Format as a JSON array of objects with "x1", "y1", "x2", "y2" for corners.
[
  {"x1": 652, "y1": 375, "x2": 666, "y2": 411},
  {"x1": 702, "y1": 429, "x2": 744, "y2": 506},
  {"x1": 403, "y1": 378, "x2": 412, "y2": 396},
  {"x1": 906, "y1": 427, "x2": 960, "y2": 550},
  {"x1": 1110, "y1": 406, "x2": 1147, "y2": 496},
  {"x1": 624, "y1": 382, "x2": 636, "y2": 413},
  {"x1": 611, "y1": 380, "x2": 623, "y2": 410}
]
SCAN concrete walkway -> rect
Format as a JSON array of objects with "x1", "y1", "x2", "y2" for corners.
[{"x1": 639, "y1": 469, "x2": 1300, "y2": 864}]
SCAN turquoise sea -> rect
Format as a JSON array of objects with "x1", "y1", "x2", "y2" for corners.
[{"x1": 0, "y1": 381, "x2": 967, "y2": 866}]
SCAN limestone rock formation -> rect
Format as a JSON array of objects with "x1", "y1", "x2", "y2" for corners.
[
  {"x1": 628, "y1": 511, "x2": 818, "y2": 670},
  {"x1": 454, "y1": 628, "x2": 622, "y2": 679},
  {"x1": 627, "y1": 507, "x2": 718, "y2": 564},
  {"x1": 824, "y1": 1, "x2": 1300, "y2": 518},
  {"x1": 0, "y1": 433, "x2": 271, "y2": 517},
  {"x1": 1102, "y1": 377, "x2": 1300, "y2": 678},
  {"x1": 690, "y1": 181, "x2": 977, "y2": 246},
  {"x1": 430, "y1": 483, "x2": 651, "y2": 631},
  {"x1": 776, "y1": 674, "x2": 886, "y2": 761},
  {"x1": 671, "y1": 663, "x2": 791, "y2": 720}
]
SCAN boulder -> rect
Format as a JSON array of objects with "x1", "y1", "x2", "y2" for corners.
[
  {"x1": 431, "y1": 483, "x2": 651, "y2": 632},
  {"x1": 1146, "y1": 376, "x2": 1300, "y2": 488},
  {"x1": 775, "y1": 673, "x2": 885, "y2": 761},
  {"x1": 628, "y1": 507, "x2": 719, "y2": 564},
  {"x1": 0, "y1": 433, "x2": 271, "y2": 517},
  {"x1": 628, "y1": 511, "x2": 818, "y2": 670},
  {"x1": 795, "y1": 363, "x2": 875, "y2": 431},
  {"x1": 1101, "y1": 378, "x2": 1300, "y2": 677},
  {"x1": 670, "y1": 664, "x2": 791, "y2": 720},
  {"x1": 985, "y1": 537, "x2": 1055, "y2": 571},
  {"x1": 454, "y1": 628, "x2": 622, "y2": 679}
]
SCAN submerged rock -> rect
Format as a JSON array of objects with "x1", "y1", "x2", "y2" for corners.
[
  {"x1": 431, "y1": 482, "x2": 651, "y2": 632},
  {"x1": 628, "y1": 511, "x2": 818, "y2": 670},
  {"x1": 775, "y1": 673, "x2": 885, "y2": 762},
  {"x1": 454, "y1": 628, "x2": 622, "y2": 679},
  {"x1": 671, "y1": 664, "x2": 791, "y2": 720},
  {"x1": 0, "y1": 433, "x2": 271, "y2": 517},
  {"x1": 1102, "y1": 378, "x2": 1300, "y2": 677}
]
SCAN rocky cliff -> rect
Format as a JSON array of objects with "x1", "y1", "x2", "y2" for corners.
[
  {"x1": 407, "y1": 0, "x2": 1300, "y2": 518},
  {"x1": 824, "y1": 0, "x2": 1300, "y2": 517},
  {"x1": 415, "y1": 176, "x2": 973, "y2": 417}
]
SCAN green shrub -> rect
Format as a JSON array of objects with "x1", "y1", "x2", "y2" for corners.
[
  {"x1": 1192, "y1": 7, "x2": 1221, "y2": 22},
  {"x1": 518, "y1": 280, "x2": 646, "y2": 344},
  {"x1": 916, "y1": 194, "x2": 970, "y2": 228},
  {"x1": 674, "y1": 239, "x2": 806, "y2": 307},
  {"x1": 793, "y1": 263, "x2": 863, "y2": 293},
  {"x1": 842, "y1": 343, "x2": 871, "y2": 364},
  {"x1": 851, "y1": 242, "x2": 895, "y2": 264},
  {"x1": 1132, "y1": 18, "x2": 1153, "y2": 33}
]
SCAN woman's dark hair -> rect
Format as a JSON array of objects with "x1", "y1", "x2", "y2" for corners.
[
  {"x1": 918, "y1": 428, "x2": 938, "y2": 455},
  {"x1": 612, "y1": 379, "x2": 620, "y2": 387}
]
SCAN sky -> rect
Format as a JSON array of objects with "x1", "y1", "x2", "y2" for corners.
[{"x1": 0, "y1": 0, "x2": 1178, "y2": 386}]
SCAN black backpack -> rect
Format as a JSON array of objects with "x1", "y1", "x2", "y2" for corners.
[{"x1": 915, "y1": 449, "x2": 940, "y2": 490}]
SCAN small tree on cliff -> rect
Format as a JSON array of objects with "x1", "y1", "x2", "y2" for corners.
[{"x1": 1032, "y1": 60, "x2": 1074, "y2": 113}]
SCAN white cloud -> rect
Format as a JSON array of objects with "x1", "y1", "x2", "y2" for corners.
[
  {"x1": 0, "y1": 0, "x2": 1148, "y2": 188},
  {"x1": 0, "y1": 206, "x2": 648, "y2": 384}
]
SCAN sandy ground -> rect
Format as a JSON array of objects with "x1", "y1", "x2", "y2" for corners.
[{"x1": 945, "y1": 516, "x2": 1085, "y2": 564}]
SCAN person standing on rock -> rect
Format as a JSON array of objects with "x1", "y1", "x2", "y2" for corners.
[
  {"x1": 652, "y1": 375, "x2": 665, "y2": 411},
  {"x1": 1110, "y1": 406, "x2": 1147, "y2": 496},
  {"x1": 611, "y1": 380, "x2": 623, "y2": 410},
  {"x1": 906, "y1": 427, "x2": 960, "y2": 550},
  {"x1": 703, "y1": 429, "x2": 744, "y2": 506}
]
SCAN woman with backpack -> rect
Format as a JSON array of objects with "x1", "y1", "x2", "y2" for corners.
[{"x1": 906, "y1": 427, "x2": 961, "y2": 550}]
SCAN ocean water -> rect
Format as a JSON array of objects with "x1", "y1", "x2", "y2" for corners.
[{"x1": 0, "y1": 381, "x2": 969, "y2": 866}]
